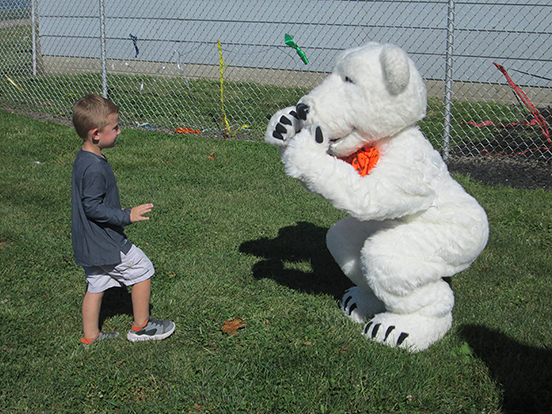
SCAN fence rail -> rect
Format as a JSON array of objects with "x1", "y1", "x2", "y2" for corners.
[{"x1": 1, "y1": 0, "x2": 551, "y2": 161}]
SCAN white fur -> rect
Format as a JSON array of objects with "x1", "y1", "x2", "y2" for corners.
[{"x1": 265, "y1": 42, "x2": 488, "y2": 352}]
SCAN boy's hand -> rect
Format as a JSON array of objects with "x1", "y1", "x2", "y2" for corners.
[{"x1": 130, "y1": 203, "x2": 153, "y2": 223}]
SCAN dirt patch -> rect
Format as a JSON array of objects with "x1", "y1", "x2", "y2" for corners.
[
  {"x1": 448, "y1": 107, "x2": 552, "y2": 190},
  {"x1": 452, "y1": 107, "x2": 552, "y2": 159},
  {"x1": 446, "y1": 156, "x2": 552, "y2": 190},
  {"x1": 0, "y1": 103, "x2": 73, "y2": 127}
]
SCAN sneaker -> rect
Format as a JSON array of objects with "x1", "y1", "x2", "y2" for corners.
[
  {"x1": 81, "y1": 331, "x2": 119, "y2": 347},
  {"x1": 127, "y1": 317, "x2": 175, "y2": 342}
]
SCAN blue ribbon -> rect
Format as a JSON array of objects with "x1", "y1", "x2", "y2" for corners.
[{"x1": 129, "y1": 34, "x2": 139, "y2": 58}]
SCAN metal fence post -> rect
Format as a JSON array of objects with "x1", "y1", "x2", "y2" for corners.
[
  {"x1": 443, "y1": 0, "x2": 455, "y2": 160},
  {"x1": 99, "y1": 0, "x2": 108, "y2": 98},
  {"x1": 31, "y1": 0, "x2": 37, "y2": 76}
]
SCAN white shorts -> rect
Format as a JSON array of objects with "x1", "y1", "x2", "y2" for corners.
[{"x1": 84, "y1": 244, "x2": 154, "y2": 293}]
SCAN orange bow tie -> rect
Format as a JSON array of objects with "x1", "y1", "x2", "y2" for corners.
[{"x1": 339, "y1": 146, "x2": 379, "y2": 177}]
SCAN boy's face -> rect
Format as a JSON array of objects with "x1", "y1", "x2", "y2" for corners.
[{"x1": 95, "y1": 113, "x2": 121, "y2": 150}]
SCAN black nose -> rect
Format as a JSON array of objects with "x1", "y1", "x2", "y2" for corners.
[{"x1": 296, "y1": 103, "x2": 309, "y2": 121}]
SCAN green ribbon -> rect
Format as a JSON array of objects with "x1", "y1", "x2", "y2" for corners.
[{"x1": 285, "y1": 33, "x2": 309, "y2": 65}]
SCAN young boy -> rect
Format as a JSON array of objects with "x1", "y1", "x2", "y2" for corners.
[{"x1": 71, "y1": 94, "x2": 175, "y2": 346}]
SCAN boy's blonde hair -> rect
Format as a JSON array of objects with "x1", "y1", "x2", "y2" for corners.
[{"x1": 72, "y1": 94, "x2": 119, "y2": 139}]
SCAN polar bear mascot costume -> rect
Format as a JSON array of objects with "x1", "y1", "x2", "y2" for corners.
[{"x1": 265, "y1": 42, "x2": 489, "y2": 352}]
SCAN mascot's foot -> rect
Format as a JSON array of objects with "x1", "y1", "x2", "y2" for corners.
[
  {"x1": 362, "y1": 311, "x2": 452, "y2": 352},
  {"x1": 340, "y1": 286, "x2": 386, "y2": 324}
]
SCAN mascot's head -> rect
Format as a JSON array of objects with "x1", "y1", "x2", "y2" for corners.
[{"x1": 296, "y1": 42, "x2": 427, "y2": 157}]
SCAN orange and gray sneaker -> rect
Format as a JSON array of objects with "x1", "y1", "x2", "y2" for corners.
[
  {"x1": 80, "y1": 331, "x2": 119, "y2": 347},
  {"x1": 127, "y1": 317, "x2": 175, "y2": 342}
]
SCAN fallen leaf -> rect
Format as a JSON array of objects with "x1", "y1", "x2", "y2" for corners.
[
  {"x1": 222, "y1": 318, "x2": 246, "y2": 336},
  {"x1": 339, "y1": 346, "x2": 350, "y2": 354},
  {"x1": 207, "y1": 152, "x2": 216, "y2": 160},
  {"x1": 168, "y1": 273, "x2": 176, "y2": 277},
  {"x1": 194, "y1": 403, "x2": 202, "y2": 410}
]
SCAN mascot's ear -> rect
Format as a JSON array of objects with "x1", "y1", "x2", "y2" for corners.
[{"x1": 380, "y1": 44, "x2": 410, "y2": 95}]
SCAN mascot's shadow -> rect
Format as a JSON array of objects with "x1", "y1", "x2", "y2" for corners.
[
  {"x1": 459, "y1": 324, "x2": 552, "y2": 414},
  {"x1": 239, "y1": 221, "x2": 352, "y2": 300}
]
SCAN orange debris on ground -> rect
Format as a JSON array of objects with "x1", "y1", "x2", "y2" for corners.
[{"x1": 172, "y1": 127, "x2": 201, "y2": 134}]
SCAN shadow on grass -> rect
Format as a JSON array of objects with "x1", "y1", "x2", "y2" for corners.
[
  {"x1": 239, "y1": 221, "x2": 352, "y2": 300},
  {"x1": 459, "y1": 324, "x2": 552, "y2": 414},
  {"x1": 99, "y1": 286, "x2": 134, "y2": 328}
]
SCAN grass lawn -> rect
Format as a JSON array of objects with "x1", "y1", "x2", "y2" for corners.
[{"x1": 1, "y1": 109, "x2": 551, "y2": 413}]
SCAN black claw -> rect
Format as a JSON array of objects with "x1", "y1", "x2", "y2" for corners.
[
  {"x1": 296, "y1": 103, "x2": 309, "y2": 120},
  {"x1": 363, "y1": 322, "x2": 373, "y2": 335},
  {"x1": 315, "y1": 126, "x2": 324, "y2": 144},
  {"x1": 279, "y1": 115, "x2": 292, "y2": 125},
  {"x1": 384, "y1": 326, "x2": 395, "y2": 341},
  {"x1": 397, "y1": 332, "x2": 409, "y2": 346},
  {"x1": 272, "y1": 131, "x2": 283, "y2": 140},
  {"x1": 371, "y1": 323, "x2": 381, "y2": 339},
  {"x1": 276, "y1": 123, "x2": 287, "y2": 134},
  {"x1": 290, "y1": 110, "x2": 299, "y2": 119},
  {"x1": 348, "y1": 303, "x2": 357, "y2": 316},
  {"x1": 343, "y1": 295, "x2": 352, "y2": 309}
]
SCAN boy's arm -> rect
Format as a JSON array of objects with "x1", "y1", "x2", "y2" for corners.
[{"x1": 81, "y1": 168, "x2": 131, "y2": 227}]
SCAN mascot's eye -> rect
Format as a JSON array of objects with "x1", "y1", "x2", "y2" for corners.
[{"x1": 345, "y1": 76, "x2": 354, "y2": 84}]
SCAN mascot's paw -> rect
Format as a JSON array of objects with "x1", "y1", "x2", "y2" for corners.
[
  {"x1": 362, "y1": 311, "x2": 453, "y2": 352},
  {"x1": 340, "y1": 286, "x2": 386, "y2": 324},
  {"x1": 281, "y1": 124, "x2": 332, "y2": 180},
  {"x1": 265, "y1": 106, "x2": 302, "y2": 147},
  {"x1": 286, "y1": 123, "x2": 330, "y2": 154}
]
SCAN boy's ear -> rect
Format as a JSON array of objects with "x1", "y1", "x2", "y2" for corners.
[{"x1": 90, "y1": 128, "x2": 100, "y2": 143}]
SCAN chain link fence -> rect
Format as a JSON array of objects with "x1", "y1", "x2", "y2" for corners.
[{"x1": 1, "y1": 0, "x2": 551, "y2": 160}]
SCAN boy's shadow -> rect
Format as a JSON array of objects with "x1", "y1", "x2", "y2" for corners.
[
  {"x1": 239, "y1": 221, "x2": 352, "y2": 299},
  {"x1": 98, "y1": 286, "x2": 152, "y2": 328},
  {"x1": 459, "y1": 324, "x2": 552, "y2": 414}
]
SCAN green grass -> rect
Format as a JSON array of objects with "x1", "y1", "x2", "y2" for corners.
[
  {"x1": 1, "y1": 109, "x2": 552, "y2": 413},
  {"x1": 0, "y1": 24, "x2": 33, "y2": 78}
]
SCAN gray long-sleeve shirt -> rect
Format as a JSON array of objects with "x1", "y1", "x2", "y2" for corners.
[{"x1": 71, "y1": 149, "x2": 132, "y2": 267}]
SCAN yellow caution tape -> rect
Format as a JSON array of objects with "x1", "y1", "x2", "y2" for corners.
[
  {"x1": 4, "y1": 74, "x2": 24, "y2": 92},
  {"x1": 217, "y1": 41, "x2": 250, "y2": 137},
  {"x1": 217, "y1": 40, "x2": 231, "y2": 137}
]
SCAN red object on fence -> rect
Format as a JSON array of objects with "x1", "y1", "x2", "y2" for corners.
[{"x1": 493, "y1": 63, "x2": 550, "y2": 143}]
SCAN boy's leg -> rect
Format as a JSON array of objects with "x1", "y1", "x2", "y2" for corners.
[
  {"x1": 81, "y1": 267, "x2": 121, "y2": 346},
  {"x1": 131, "y1": 278, "x2": 151, "y2": 327},
  {"x1": 82, "y1": 290, "x2": 104, "y2": 340},
  {"x1": 113, "y1": 245, "x2": 175, "y2": 342},
  {"x1": 127, "y1": 277, "x2": 175, "y2": 342},
  {"x1": 82, "y1": 290, "x2": 119, "y2": 346}
]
